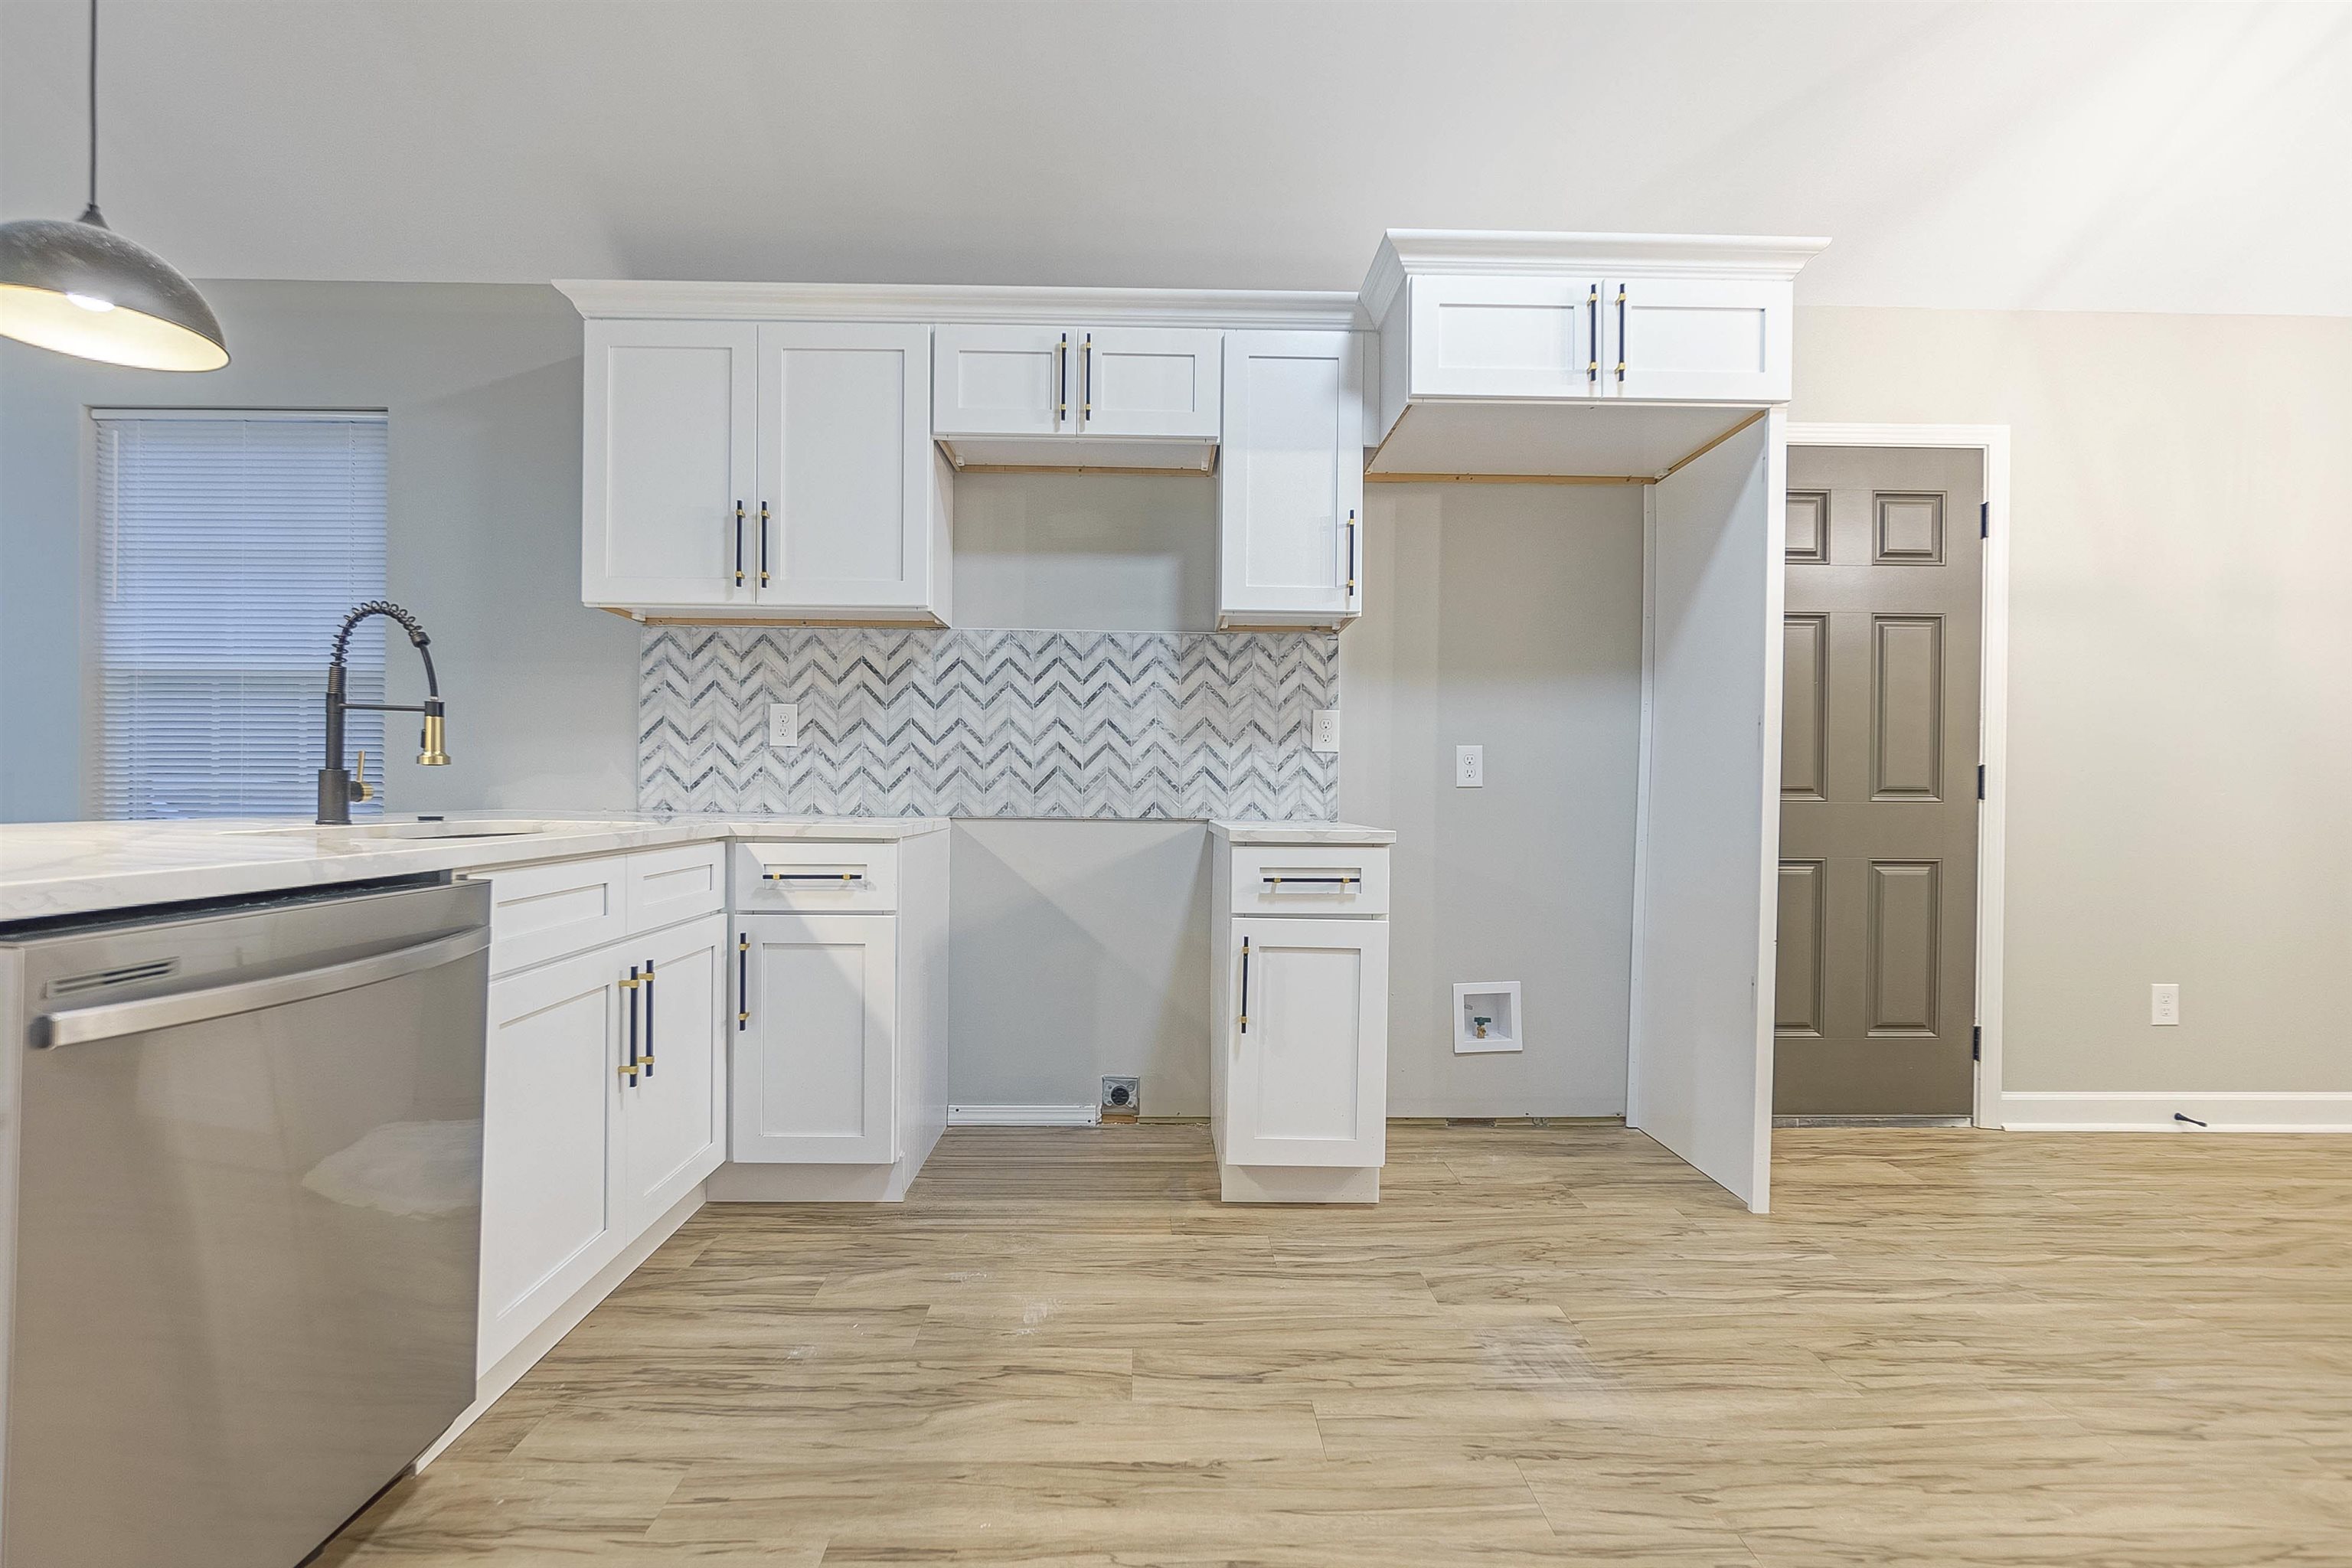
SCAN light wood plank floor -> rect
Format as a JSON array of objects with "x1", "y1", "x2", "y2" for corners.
[{"x1": 318, "y1": 1124, "x2": 2352, "y2": 1566}]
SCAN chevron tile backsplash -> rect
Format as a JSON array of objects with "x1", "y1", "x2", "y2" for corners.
[{"x1": 639, "y1": 627, "x2": 1338, "y2": 820}]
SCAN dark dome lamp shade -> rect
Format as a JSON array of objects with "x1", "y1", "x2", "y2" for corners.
[{"x1": 0, "y1": 0, "x2": 226, "y2": 372}]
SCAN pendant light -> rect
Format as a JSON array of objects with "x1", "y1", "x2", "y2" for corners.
[{"x1": 0, "y1": 0, "x2": 227, "y2": 371}]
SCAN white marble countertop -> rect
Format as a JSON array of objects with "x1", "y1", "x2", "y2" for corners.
[
  {"x1": 0, "y1": 812, "x2": 950, "y2": 923},
  {"x1": 1209, "y1": 820, "x2": 1397, "y2": 846}
]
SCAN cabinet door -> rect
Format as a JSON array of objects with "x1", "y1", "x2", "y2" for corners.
[
  {"x1": 754, "y1": 322, "x2": 933, "y2": 610},
  {"x1": 581, "y1": 319, "x2": 758, "y2": 608},
  {"x1": 934, "y1": 324, "x2": 1073, "y2": 437},
  {"x1": 1222, "y1": 917, "x2": 1388, "y2": 1168},
  {"x1": 1407, "y1": 274, "x2": 1604, "y2": 400},
  {"x1": 622, "y1": 913, "x2": 727, "y2": 1231},
  {"x1": 1218, "y1": 331, "x2": 1365, "y2": 624},
  {"x1": 1606, "y1": 276, "x2": 1791, "y2": 402},
  {"x1": 1076, "y1": 327, "x2": 1223, "y2": 439},
  {"x1": 734, "y1": 912, "x2": 898, "y2": 1164},
  {"x1": 480, "y1": 946, "x2": 626, "y2": 1371}
]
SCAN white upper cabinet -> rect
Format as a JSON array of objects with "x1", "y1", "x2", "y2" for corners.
[
  {"x1": 1361, "y1": 231, "x2": 1825, "y2": 479},
  {"x1": 1407, "y1": 275, "x2": 1605, "y2": 401},
  {"x1": 1217, "y1": 330, "x2": 1365, "y2": 629},
  {"x1": 754, "y1": 322, "x2": 946, "y2": 618},
  {"x1": 573, "y1": 309, "x2": 946, "y2": 625},
  {"x1": 580, "y1": 320, "x2": 758, "y2": 610},
  {"x1": 930, "y1": 324, "x2": 1221, "y2": 472},
  {"x1": 1607, "y1": 276, "x2": 1792, "y2": 402},
  {"x1": 1076, "y1": 327, "x2": 1222, "y2": 439},
  {"x1": 933, "y1": 325, "x2": 1070, "y2": 438}
]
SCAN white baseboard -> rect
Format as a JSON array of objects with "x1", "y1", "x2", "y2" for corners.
[
  {"x1": 1998, "y1": 1091, "x2": 2352, "y2": 1132},
  {"x1": 947, "y1": 1102, "x2": 1100, "y2": 1127},
  {"x1": 413, "y1": 1182, "x2": 706, "y2": 1471}
]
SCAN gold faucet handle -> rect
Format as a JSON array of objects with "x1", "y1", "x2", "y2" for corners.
[{"x1": 351, "y1": 750, "x2": 374, "y2": 803}]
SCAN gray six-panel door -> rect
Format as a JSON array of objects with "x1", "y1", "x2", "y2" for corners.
[{"x1": 1775, "y1": 447, "x2": 1982, "y2": 1116}]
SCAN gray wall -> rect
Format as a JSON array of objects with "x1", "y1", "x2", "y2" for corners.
[
  {"x1": 0, "y1": 279, "x2": 637, "y2": 820},
  {"x1": 1342, "y1": 484, "x2": 1646, "y2": 1118},
  {"x1": 1795, "y1": 308, "x2": 2352, "y2": 1100},
  {"x1": 15, "y1": 281, "x2": 2342, "y2": 1116}
]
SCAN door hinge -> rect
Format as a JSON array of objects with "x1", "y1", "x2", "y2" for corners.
[
  {"x1": 1980, "y1": 501, "x2": 1990, "y2": 539},
  {"x1": 1977, "y1": 763, "x2": 1986, "y2": 800},
  {"x1": 1971, "y1": 1024, "x2": 1981, "y2": 1061}
]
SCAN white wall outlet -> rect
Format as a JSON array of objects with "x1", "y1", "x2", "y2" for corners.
[
  {"x1": 1312, "y1": 709, "x2": 1341, "y2": 755},
  {"x1": 2150, "y1": 982, "x2": 2180, "y2": 1026},
  {"x1": 1455, "y1": 744, "x2": 1484, "y2": 788},
  {"x1": 766, "y1": 702, "x2": 799, "y2": 749}
]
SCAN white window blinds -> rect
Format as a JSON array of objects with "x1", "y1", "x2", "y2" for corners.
[{"x1": 95, "y1": 412, "x2": 389, "y2": 819}]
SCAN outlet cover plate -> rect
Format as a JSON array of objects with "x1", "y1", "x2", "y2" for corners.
[
  {"x1": 1100, "y1": 1075, "x2": 1141, "y2": 1121},
  {"x1": 767, "y1": 702, "x2": 799, "y2": 748},
  {"x1": 1312, "y1": 709, "x2": 1340, "y2": 754}
]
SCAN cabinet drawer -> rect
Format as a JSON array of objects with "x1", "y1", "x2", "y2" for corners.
[
  {"x1": 626, "y1": 842, "x2": 725, "y2": 933},
  {"x1": 1228, "y1": 845, "x2": 1390, "y2": 917},
  {"x1": 733, "y1": 841, "x2": 899, "y2": 913},
  {"x1": 475, "y1": 854, "x2": 629, "y2": 977}
]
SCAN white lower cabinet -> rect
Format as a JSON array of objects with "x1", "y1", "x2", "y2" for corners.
[
  {"x1": 621, "y1": 913, "x2": 728, "y2": 1232},
  {"x1": 1222, "y1": 917, "x2": 1390, "y2": 1169},
  {"x1": 475, "y1": 850, "x2": 728, "y2": 1377},
  {"x1": 479, "y1": 940, "x2": 628, "y2": 1373},
  {"x1": 733, "y1": 912, "x2": 898, "y2": 1165},
  {"x1": 716, "y1": 829, "x2": 950, "y2": 1203},
  {"x1": 1209, "y1": 826, "x2": 1394, "y2": 1204}
]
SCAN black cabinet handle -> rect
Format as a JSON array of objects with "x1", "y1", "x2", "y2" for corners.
[
  {"x1": 1239, "y1": 937, "x2": 1250, "y2": 1035},
  {"x1": 619, "y1": 964, "x2": 640, "y2": 1084},
  {"x1": 1345, "y1": 509, "x2": 1357, "y2": 599},
  {"x1": 758, "y1": 501, "x2": 771, "y2": 587},
  {"x1": 1081, "y1": 333, "x2": 1093, "y2": 425},
  {"x1": 763, "y1": 871, "x2": 865, "y2": 884},
  {"x1": 733, "y1": 501, "x2": 745, "y2": 587},
  {"x1": 1057, "y1": 332, "x2": 1069, "y2": 425},
  {"x1": 737, "y1": 933, "x2": 749, "y2": 1032},
  {"x1": 1615, "y1": 286, "x2": 1627, "y2": 383},
  {"x1": 1263, "y1": 875, "x2": 1357, "y2": 887},
  {"x1": 1586, "y1": 286, "x2": 1599, "y2": 385},
  {"x1": 640, "y1": 958, "x2": 655, "y2": 1078}
]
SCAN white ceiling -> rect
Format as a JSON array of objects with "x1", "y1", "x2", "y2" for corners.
[{"x1": 4, "y1": 1, "x2": 2348, "y2": 314}]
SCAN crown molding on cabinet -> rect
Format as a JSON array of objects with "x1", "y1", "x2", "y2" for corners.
[
  {"x1": 1358, "y1": 229, "x2": 1831, "y2": 320},
  {"x1": 554, "y1": 279, "x2": 1367, "y2": 329}
]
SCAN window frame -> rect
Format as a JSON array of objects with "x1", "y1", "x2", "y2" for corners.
[{"x1": 83, "y1": 407, "x2": 393, "y2": 821}]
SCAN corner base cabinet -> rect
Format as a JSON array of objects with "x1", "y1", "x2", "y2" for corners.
[
  {"x1": 1208, "y1": 823, "x2": 1396, "y2": 1204},
  {"x1": 716, "y1": 828, "x2": 950, "y2": 1203}
]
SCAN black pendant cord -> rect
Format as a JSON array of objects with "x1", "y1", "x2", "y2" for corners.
[{"x1": 80, "y1": 0, "x2": 104, "y2": 226}]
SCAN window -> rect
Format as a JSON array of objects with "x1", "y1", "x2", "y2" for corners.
[{"x1": 94, "y1": 411, "x2": 388, "y2": 818}]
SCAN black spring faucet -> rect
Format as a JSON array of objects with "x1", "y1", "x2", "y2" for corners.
[{"x1": 317, "y1": 600, "x2": 449, "y2": 825}]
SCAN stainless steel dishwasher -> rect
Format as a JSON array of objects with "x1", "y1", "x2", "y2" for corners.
[{"x1": 2, "y1": 877, "x2": 489, "y2": 1568}]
